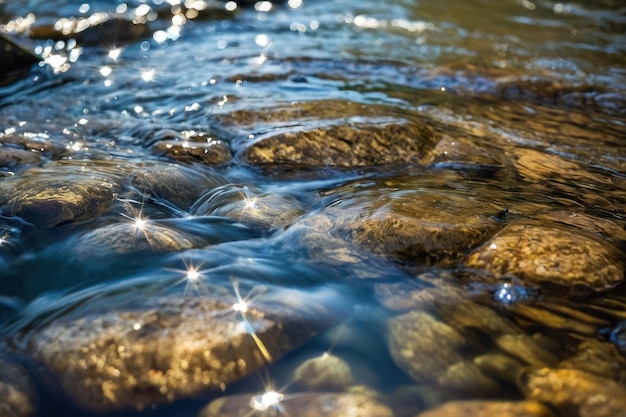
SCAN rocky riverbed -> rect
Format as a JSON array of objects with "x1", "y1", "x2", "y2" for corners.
[{"x1": 0, "y1": 0, "x2": 625, "y2": 416}]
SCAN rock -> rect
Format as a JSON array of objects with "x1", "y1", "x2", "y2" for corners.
[
  {"x1": 240, "y1": 121, "x2": 437, "y2": 167},
  {"x1": 334, "y1": 191, "x2": 500, "y2": 266},
  {"x1": 198, "y1": 392, "x2": 394, "y2": 417},
  {"x1": 72, "y1": 221, "x2": 201, "y2": 259},
  {"x1": 520, "y1": 368, "x2": 626, "y2": 417},
  {"x1": 534, "y1": 210, "x2": 626, "y2": 244},
  {"x1": 0, "y1": 33, "x2": 39, "y2": 80},
  {"x1": 128, "y1": 164, "x2": 226, "y2": 211},
  {"x1": 0, "y1": 177, "x2": 114, "y2": 228},
  {"x1": 0, "y1": 148, "x2": 41, "y2": 169},
  {"x1": 422, "y1": 136, "x2": 509, "y2": 176},
  {"x1": 417, "y1": 400, "x2": 555, "y2": 417},
  {"x1": 26, "y1": 288, "x2": 340, "y2": 411},
  {"x1": 191, "y1": 185, "x2": 307, "y2": 229},
  {"x1": 466, "y1": 221, "x2": 625, "y2": 296},
  {"x1": 507, "y1": 303, "x2": 600, "y2": 337},
  {"x1": 493, "y1": 334, "x2": 559, "y2": 368},
  {"x1": 558, "y1": 340, "x2": 626, "y2": 383},
  {"x1": 0, "y1": 358, "x2": 36, "y2": 417},
  {"x1": 152, "y1": 138, "x2": 232, "y2": 166},
  {"x1": 293, "y1": 353, "x2": 354, "y2": 391},
  {"x1": 387, "y1": 310, "x2": 500, "y2": 395},
  {"x1": 474, "y1": 353, "x2": 526, "y2": 385}
]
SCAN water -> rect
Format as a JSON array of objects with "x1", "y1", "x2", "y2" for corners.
[{"x1": 0, "y1": 0, "x2": 625, "y2": 416}]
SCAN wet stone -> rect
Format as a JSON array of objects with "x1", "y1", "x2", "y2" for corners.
[
  {"x1": 0, "y1": 358, "x2": 36, "y2": 417},
  {"x1": 387, "y1": 310, "x2": 500, "y2": 396},
  {"x1": 558, "y1": 340, "x2": 626, "y2": 383},
  {"x1": 334, "y1": 191, "x2": 500, "y2": 266},
  {"x1": 240, "y1": 121, "x2": 438, "y2": 167},
  {"x1": 466, "y1": 221, "x2": 625, "y2": 297},
  {"x1": 128, "y1": 164, "x2": 227, "y2": 212},
  {"x1": 191, "y1": 185, "x2": 307, "y2": 229},
  {"x1": 422, "y1": 136, "x2": 510, "y2": 175},
  {"x1": 473, "y1": 353, "x2": 526, "y2": 386},
  {"x1": 0, "y1": 177, "x2": 114, "y2": 228},
  {"x1": 25, "y1": 291, "x2": 338, "y2": 412},
  {"x1": 417, "y1": 400, "x2": 555, "y2": 417},
  {"x1": 198, "y1": 392, "x2": 394, "y2": 417},
  {"x1": 521, "y1": 368, "x2": 626, "y2": 417},
  {"x1": 293, "y1": 353, "x2": 354, "y2": 391},
  {"x1": 0, "y1": 148, "x2": 41, "y2": 169},
  {"x1": 71, "y1": 222, "x2": 201, "y2": 259},
  {"x1": 152, "y1": 138, "x2": 232, "y2": 166}
]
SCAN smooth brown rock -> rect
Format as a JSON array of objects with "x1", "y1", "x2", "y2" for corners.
[
  {"x1": 0, "y1": 358, "x2": 36, "y2": 417},
  {"x1": 128, "y1": 164, "x2": 226, "y2": 211},
  {"x1": 559, "y1": 340, "x2": 626, "y2": 383},
  {"x1": 521, "y1": 368, "x2": 626, "y2": 417},
  {"x1": 466, "y1": 221, "x2": 625, "y2": 296},
  {"x1": 388, "y1": 311, "x2": 499, "y2": 395},
  {"x1": 417, "y1": 400, "x2": 555, "y2": 417},
  {"x1": 191, "y1": 185, "x2": 307, "y2": 229},
  {"x1": 152, "y1": 138, "x2": 232, "y2": 166},
  {"x1": 72, "y1": 222, "x2": 200, "y2": 259},
  {"x1": 0, "y1": 178, "x2": 114, "y2": 228},
  {"x1": 293, "y1": 353, "x2": 354, "y2": 391},
  {"x1": 241, "y1": 121, "x2": 437, "y2": 167},
  {"x1": 198, "y1": 392, "x2": 394, "y2": 417},
  {"x1": 27, "y1": 290, "x2": 338, "y2": 411},
  {"x1": 335, "y1": 191, "x2": 500, "y2": 266}
]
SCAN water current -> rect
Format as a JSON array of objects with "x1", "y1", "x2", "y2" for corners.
[{"x1": 0, "y1": 1, "x2": 625, "y2": 416}]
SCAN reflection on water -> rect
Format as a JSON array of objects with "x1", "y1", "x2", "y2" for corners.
[{"x1": 0, "y1": 0, "x2": 625, "y2": 416}]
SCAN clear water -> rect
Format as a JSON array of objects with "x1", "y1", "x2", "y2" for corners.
[{"x1": 0, "y1": 0, "x2": 625, "y2": 416}]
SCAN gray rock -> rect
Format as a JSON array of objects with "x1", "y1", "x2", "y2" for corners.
[{"x1": 0, "y1": 148, "x2": 41, "y2": 169}]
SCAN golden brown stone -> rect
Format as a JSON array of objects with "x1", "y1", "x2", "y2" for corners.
[{"x1": 417, "y1": 400, "x2": 555, "y2": 417}]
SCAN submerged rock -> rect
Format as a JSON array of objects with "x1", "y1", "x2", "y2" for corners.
[
  {"x1": 72, "y1": 221, "x2": 201, "y2": 259},
  {"x1": 0, "y1": 178, "x2": 114, "y2": 228},
  {"x1": 0, "y1": 148, "x2": 41, "y2": 169},
  {"x1": 240, "y1": 121, "x2": 437, "y2": 167},
  {"x1": 26, "y1": 289, "x2": 339, "y2": 411},
  {"x1": 520, "y1": 368, "x2": 626, "y2": 417},
  {"x1": 191, "y1": 185, "x2": 307, "y2": 229},
  {"x1": 0, "y1": 358, "x2": 36, "y2": 417},
  {"x1": 333, "y1": 191, "x2": 500, "y2": 266},
  {"x1": 387, "y1": 310, "x2": 500, "y2": 396},
  {"x1": 417, "y1": 400, "x2": 555, "y2": 417},
  {"x1": 198, "y1": 392, "x2": 394, "y2": 417},
  {"x1": 128, "y1": 164, "x2": 226, "y2": 211},
  {"x1": 466, "y1": 221, "x2": 625, "y2": 296},
  {"x1": 152, "y1": 137, "x2": 232, "y2": 166},
  {"x1": 293, "y1": 353, "x2": 354, "y2": 391}
]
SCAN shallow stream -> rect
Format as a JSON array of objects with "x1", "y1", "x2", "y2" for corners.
[{"x1": 0, "y1": 1, "x2": 625, "y2": 416}]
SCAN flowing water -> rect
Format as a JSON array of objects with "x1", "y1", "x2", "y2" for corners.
[{"x1": 0, "y1": 1, "x2": 625, "y2": 416}]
